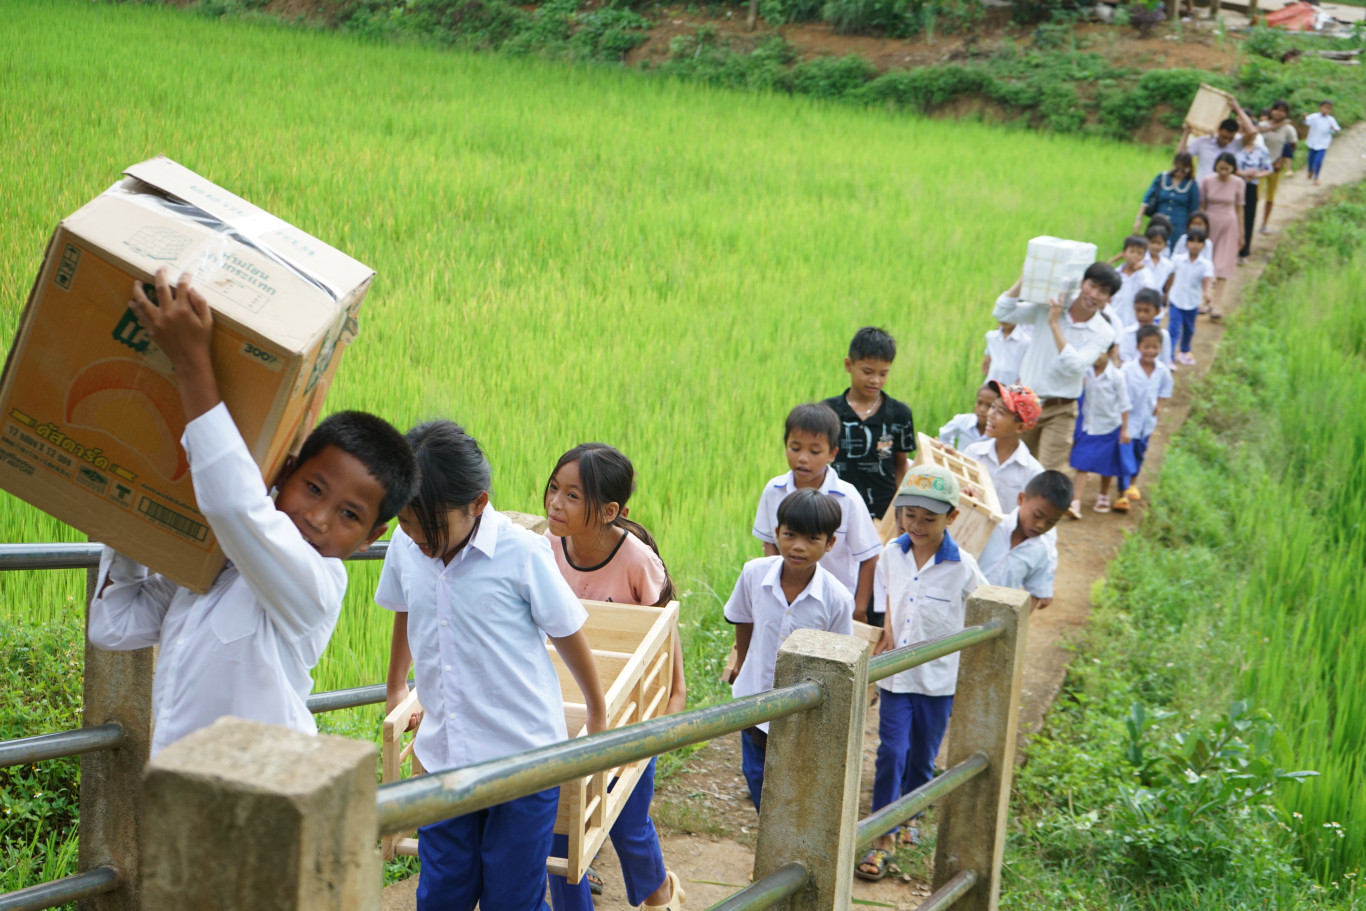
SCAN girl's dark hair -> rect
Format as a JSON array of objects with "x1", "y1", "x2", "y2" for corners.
[
  {"x1": 1188, "y1": 210, "x2": 1210, "y2": 228},
  {"x1": 1144, "y1": 223, "x2": 1170, "y2": 242},
  {"x1": 1170, "y1": 151, "x2": 1194, "y2": 176},
  {"x1": 776, "y1": 489, "x2": 842, "y2": 539},
  {"x1": 1215, "y1": 151, "x2": 1239, "y2": 171},
  {"x1": 1148, "y1": 213, "x2": 1174, "y2": 234},
  {"x1": 545, "y1": 443, "x2": 678, "y2": 606},
  {"x1": 405, "y1": 420, "x2": 491, "y2": 557},
  {"x1": 1187, "y1": 228, "x2": 1208, "y2": 243}
]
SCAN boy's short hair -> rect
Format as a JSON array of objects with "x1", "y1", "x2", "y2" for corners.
[
  {"x1": 775, "y1": 489, "x2": 842, "y2": 539},
  {"x1": 1084, "y1": 262, "x2": 1123, "y2": 297},
  {"x1": 296, "y1": 411, "x2": 419, "y2": 525},
  {"x1": 1134, "y1": 288, "x2": 1163, "y2": 310},
  {"x1": 1135, "y1": 325, "x2": 1163, "y2": 345},
  {"x1": 1148, "y1": 213, "x2": 1174, "y2": 234},
  {"x1": 1123, "y1": 234, "x2": 1147, "y2": 252},
  {"x1": 1144, "y1": 224, "x2": 1169, "y2": 242},
  {"x1": 849, "y1": 327, "x2": 896, "y2": 363},
  {"x1": 785, "y1": 403, "x2": 841, "y2": 450},
  {"x1": 1272, "y1": 99, "x2": 1290, "y2": 113},
  {"x1": 1219, "y1": 117, "x2": 1239, "y2": 133},
  {"x1": 1023, "y1": 470, "x2": 1073, "y2": 511},
  {"x1": 1187, "y1": 228, "x2": 1208, "y2": 244}
]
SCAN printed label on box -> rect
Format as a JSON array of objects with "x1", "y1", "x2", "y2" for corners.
[
  {"x1": 55, "y1": 244, "x2": 82, "y2": 291},
  {"x1": 137, "y1": 496, "x2": 209, "y2": 543},
  {"x1": 124, "y1": 225, "x2": 193, "y2": 262}
]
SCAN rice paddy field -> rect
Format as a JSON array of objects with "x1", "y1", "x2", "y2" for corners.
[{"x1": 0, "y1": 0, "x2": 1156, "y2": 691}]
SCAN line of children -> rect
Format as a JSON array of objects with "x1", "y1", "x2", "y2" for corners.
[{"x1": 1119, "y1": 289, "x2": 1172, "y2": 371}]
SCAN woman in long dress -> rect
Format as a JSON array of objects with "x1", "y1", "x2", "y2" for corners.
[{"x1": 1197, "y1": 151, "x2": 1245, "y2": 319}]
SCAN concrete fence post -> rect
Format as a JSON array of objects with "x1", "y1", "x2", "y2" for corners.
[
  {"x1": 141, "y1": 717, "x2": 380, "y2": 911},
  {"x1": 931, "y1": 585, "x2": 1031, "y2": 911},
  {"x1": 752, "y1": 628, "x2": 870, "y2": 910},
  {"x1": 79, "y1": 562, "x2": 154, "y2": 911}
]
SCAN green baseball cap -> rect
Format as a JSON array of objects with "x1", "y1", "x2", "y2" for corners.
[{"x1": 893, "y1": 464, "x2": 960, "y2": 514}]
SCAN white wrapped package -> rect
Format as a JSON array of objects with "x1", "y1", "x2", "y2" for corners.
[{"x1": 1020, "y1": 236, "x2": 1098, "y2": 305}]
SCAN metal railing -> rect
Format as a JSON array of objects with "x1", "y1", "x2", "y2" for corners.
[
  {"x1": 0, "y1": 542, "x2": 390, "y2": 911},
  {"x1": 1, "y1": 541, "x2": 1030, "y2": 911}
]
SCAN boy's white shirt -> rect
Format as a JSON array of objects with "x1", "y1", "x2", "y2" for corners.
[
  {"x1": 977, "y1": 509, "x2": 1057, "y2": 600},
  {"x1": 376, "y1": 509, "x2": 588, "y2": 772},
  {"x1": 724, "y1": 555, "x2": 854, "y2": 732},
  {"x1": 1304, "y1": 112, "x2": 1341, "y2": 149},
  {"x1": 1144, "y1": 252, "x2": 1173, "y2": 294},
  {"x1": 1080, "y1": 362, "x2": 1132, "y2": 436},
  {"x1": 874, "y1": 531, "x2": 986, "y2": 696},
  {"x1": 1121, "y1": 323, "x2": 1173, "y2": 368},
  {"x1": 983, "y1": 325, "x2": 1033, "y2": 386},
  {"x1": 1168, "y1": 251, "x2": 1215, "y2": 312},
  {"x1": 1173, "y1": 233, "x2": 1215, "y2": 268},
  {"x1": 992, "y1": 293, "x2": 1116, "y2": 400},
  {"x1": 88, "y1": 402, "x2": 348, "y2": 756},
  {"x1": 1122, "y1": 358, "x2": 1174, "y2": 440},
  {"x1": 752, "y1": 466, "x2": 881, "y2": 594},
  {"x1": 1110, "y1": 265, "x2": 1156, "y2": 329},
  {"x1": 937, "y1": 412, "x2": 988, "y2": 449},
  {"x1": 962, "y1": 438, "x2": 1044, "y2": 512}
]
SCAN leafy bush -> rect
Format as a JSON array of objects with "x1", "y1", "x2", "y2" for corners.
[
  {"x1": 758, "y1": 0, "x2": 826, "y2": 25},
  {"x1": 790, "y1": 54, "x2": 876, "y2": 98},
  {"x1": 1243, "y1": 25, "x2": 1291, "y2": 60}
]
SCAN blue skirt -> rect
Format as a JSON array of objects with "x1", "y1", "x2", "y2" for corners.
[{"x1": 1070, "y1": 426, "x2": 1124, "y2": 476}]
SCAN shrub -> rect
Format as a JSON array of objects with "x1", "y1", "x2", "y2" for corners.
[{"x1": 790, "y1": 54, "x2": 877, "y2": 99}]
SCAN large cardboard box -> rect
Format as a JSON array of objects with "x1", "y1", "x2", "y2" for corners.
[{"x1": 0, "y1": 157, "x2": 373, "y2": 592}]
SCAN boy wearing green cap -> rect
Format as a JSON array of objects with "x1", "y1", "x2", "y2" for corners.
[{"x1": 856, "y1": 464, "x2": 987, "y2": 882}]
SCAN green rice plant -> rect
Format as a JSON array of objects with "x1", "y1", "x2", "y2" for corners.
[{"x1": 0, "y1": 1, "x2": 1155, "y2": 702}]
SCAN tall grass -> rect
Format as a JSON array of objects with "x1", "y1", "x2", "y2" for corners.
[{"x1": 0, "y1": 0, "x2": 1157, "y2": 700}]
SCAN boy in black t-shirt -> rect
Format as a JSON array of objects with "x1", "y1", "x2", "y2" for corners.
[{"x1": 823, "y1": 327, "x2": 916, "y2": 533}]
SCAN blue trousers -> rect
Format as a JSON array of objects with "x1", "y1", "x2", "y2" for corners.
[
  {"x1": 416, "y1": 787, "x2": 559, "y2": 911},
  {"x1": 1307, "y1": 147, "x2": 1327, "y2": 179},
  {"x1": 1168, "y1": 306, "x2": 1197, "y2": 355},
  {"x1": 548, "y1": 758, "x2": 667, "y2": 910},
  {"x1": 740, "y1": 727, "x2": 767, "y2": 812},
  {"x1": 873, "y1": 691, "x2": 954, "y2": 837}
]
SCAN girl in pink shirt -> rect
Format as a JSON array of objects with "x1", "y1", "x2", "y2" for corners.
[{"x1": 543, "y1": 443, "x2": 687, "y2": 911}]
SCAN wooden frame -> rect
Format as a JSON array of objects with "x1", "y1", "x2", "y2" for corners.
[
  {"x1": 379, "y1": 600, "x2": 678, "y2": 885},
  {"x1": 911, "y1": 432, "x2": 1003, "y2": 557}
]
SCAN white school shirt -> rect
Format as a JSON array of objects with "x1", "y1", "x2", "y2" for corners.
[
  {"x1": 874, "y1": 532, "x2": 986, "y2": 697},
  {"x1": 376, "y1": 509, "x2": 589, "y2": 772},
  {"x1": 993, "y1": 294, "x2": 1117, "y2": 400},
  {"x1": 937, "y1": 412, "x2": 988, "y2": 449},
  {"x1": 1120, "y1": 323, "x2": 1173, "y2": 369},
  {"x1": 983, "y1": 325, "x2": 1033, "y2": 386},
  {"x1": 1173, "y1": 233, "x2": 1215, "y2": 268},
  {"x1": 1144, "y1": 252, "x2": 1173, "y2": 297},
  {"x1": 977, "y1": 510, "x2": 1058, "y2": 600},
  {"x1": 1110, "y1": 266, "x2": 1156, "y2": 330},
  {"x1": 1080, "y1": 362, "x2": 1131, "y2": 437},
  {"x1": 753, "y1": 467, "x2": 881, "y2": 595},
  {"x1": 962, "y1": 438, "x2": 1044, "y2": 511},
  {"x1": 88, "y1": 403, "x2": 347, "y2": 757},
  {"x1": 1168, "y1": 251, "x2": 1215, "y2": 312},
  {"x1": 725, "y1": 556, "x2": 853, "y2": 732},
  {"x1": 1122, "y1": 358, "x2": 1174, "y2": 440},
  {"x1": 1103, "y1": 307, "x2": 1127, "y2": 361},
  {"x1": 1305, "y1": 112, "x2": 1341, "y2": 150}
]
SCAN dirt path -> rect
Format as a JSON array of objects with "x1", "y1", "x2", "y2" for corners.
[{"x1": 381, "y1": 124, "x2": 1366, "y2": 911}]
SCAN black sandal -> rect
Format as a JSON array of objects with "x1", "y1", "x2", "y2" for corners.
[{"x1": 585, "y1": 864, "x2": 604, "y2": 896}]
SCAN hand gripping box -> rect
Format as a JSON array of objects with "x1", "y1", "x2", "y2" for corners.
[
  {"x1": 1019, "y1": 235, "x2": 1098, "y2": 306},
  {"x1": 0, "y1": 157, "x2": 373, "y2": 592}
]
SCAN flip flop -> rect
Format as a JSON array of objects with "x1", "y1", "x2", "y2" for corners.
[
  {"x1": 585, "y1": 864, "x2": 603, "y2": 896},
  {"x1": 897, "y1": 824, "x2": 922, "y2": 847},
  {"x1": 643, "y1": 870, "x2": 686, "y2": 910},
  {"x1": 855, "y1": 848, "x2": 890, "y2": 882}
]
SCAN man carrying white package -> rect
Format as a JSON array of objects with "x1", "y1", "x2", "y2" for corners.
[{"x1": 993, "y1": 261, "x2": 1121, "y2": 472}]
